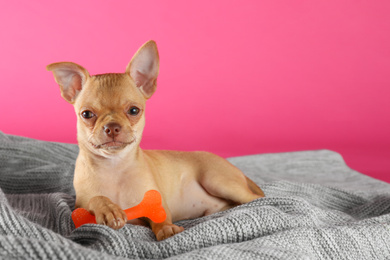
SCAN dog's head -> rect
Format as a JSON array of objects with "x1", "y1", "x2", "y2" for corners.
[{"x1": 47, "y1": 41, "x2": 159, "y2": 156}]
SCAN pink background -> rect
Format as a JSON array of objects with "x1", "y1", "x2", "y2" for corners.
[{"x1": 0, "y1": 1, "x2": 389, "y2": 183}]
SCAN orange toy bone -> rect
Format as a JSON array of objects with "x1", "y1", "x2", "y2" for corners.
[{"x1": 71, "y1": 190, "x2": 167, "y2": 228}]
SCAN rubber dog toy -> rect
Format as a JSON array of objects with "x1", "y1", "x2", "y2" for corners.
[{"x1": 72, "y1": 190, "x2": 167, "y2": 228}]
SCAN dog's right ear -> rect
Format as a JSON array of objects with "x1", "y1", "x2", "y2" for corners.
[{"x1": 46, "y1": 62, "x2": 90, "y2": 104}]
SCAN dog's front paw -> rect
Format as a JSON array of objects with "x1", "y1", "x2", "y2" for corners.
[
  {"x1": 88, "y1": 196, "x2": 127, "y2": 230},
  {"x1": 155, "y1": 224, "x2": 184, "y2": 241}
]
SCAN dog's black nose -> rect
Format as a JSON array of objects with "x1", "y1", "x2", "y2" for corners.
[{"x1": 104, "y1": 123, "x2": 122, "y2": 138}]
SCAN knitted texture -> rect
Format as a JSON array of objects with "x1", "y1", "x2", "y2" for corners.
[{"x1": 0, "y1": 131, "x2": 389, "y2": 259}]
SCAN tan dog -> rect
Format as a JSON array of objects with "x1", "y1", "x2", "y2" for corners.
[{"x1": 47, "y1": 40, "x2": 264, "y2": 241}]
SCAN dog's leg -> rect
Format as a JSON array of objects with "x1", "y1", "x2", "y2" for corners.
[
  {"x1": 202, "y1": 172, "x2": 263, "y2": 205},
  {"x1": 199, "y1": 156, "x2": 264, "y2": 205},
  {"x1": 147, "y1": 201, "x2": 184, "y2": 241},
  {"x1": 87, "y1": 196, "x2": 127, "y2": 229}
]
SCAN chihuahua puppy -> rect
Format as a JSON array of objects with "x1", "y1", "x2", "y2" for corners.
[{"x1": 47, "y1": 41, "x2": 264, "y2": 241}]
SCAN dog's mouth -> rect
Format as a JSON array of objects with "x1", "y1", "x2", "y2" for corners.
[{"x1": 90, "y1": 140, "x2": 133, "y2": 150}]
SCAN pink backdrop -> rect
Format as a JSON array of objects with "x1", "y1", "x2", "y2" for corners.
[{"x1": 0, "y1": 1, "x2": 389, "y2": 183}]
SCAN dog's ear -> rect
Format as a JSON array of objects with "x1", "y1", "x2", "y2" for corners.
[
  {"x1": 46, "y1": 62, "x2": 90, "y2": 104},
  {"x1": 126, "y1": 40, "x2": 159, "y2": 99}
]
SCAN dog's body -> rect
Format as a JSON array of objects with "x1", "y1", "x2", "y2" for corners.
[{"x1": 47, "y1": 41, "x2": 264, "y2": 240}]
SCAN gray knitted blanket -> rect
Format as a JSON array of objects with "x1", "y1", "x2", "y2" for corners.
[{"x1": 0, "y1": 131, "x2": 389, "y2": 259}]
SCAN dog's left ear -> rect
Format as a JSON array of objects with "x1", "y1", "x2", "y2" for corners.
[{"x1": 126, "y1": 40, "x2": 159, "y2": 99}]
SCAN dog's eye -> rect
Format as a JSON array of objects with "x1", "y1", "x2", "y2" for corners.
[
  {"x1": 128, "y1": 107, "x2": 140, "y2": 116},
  {"x1": 81, "y1": 111, "x2": 95, "y2": 119}
]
